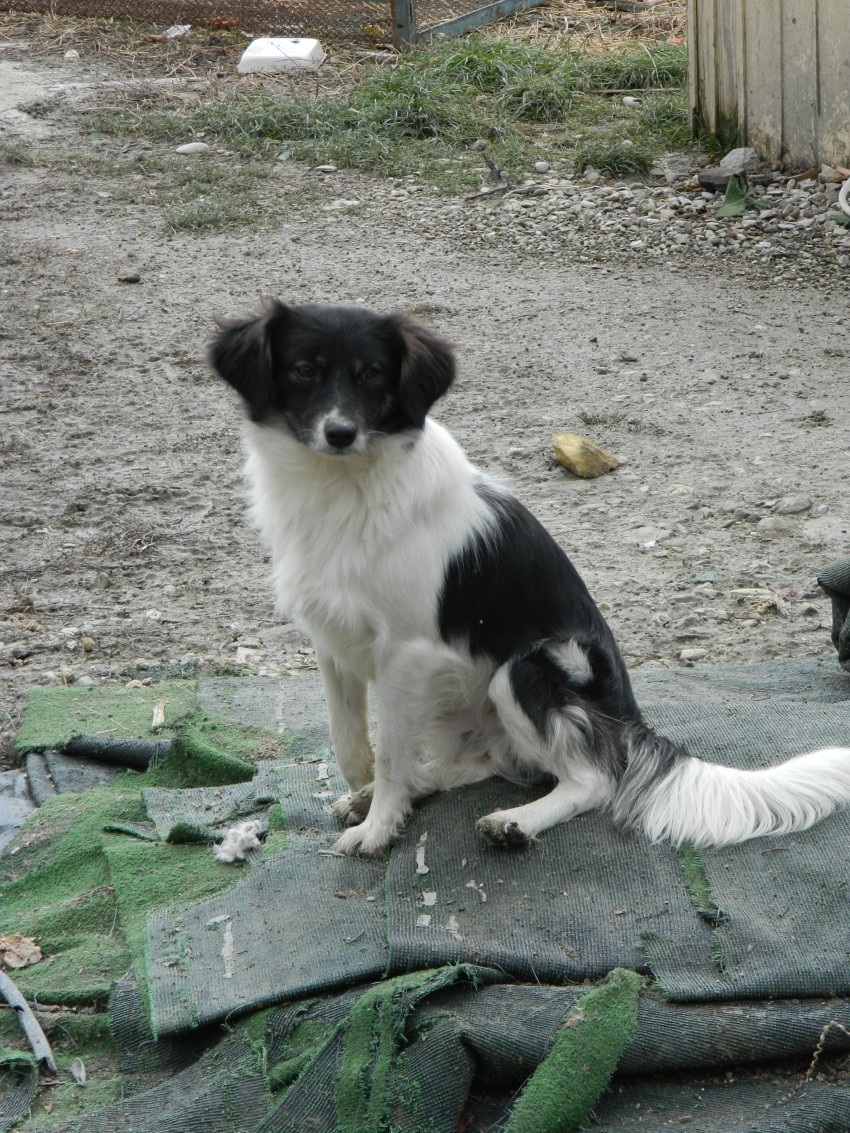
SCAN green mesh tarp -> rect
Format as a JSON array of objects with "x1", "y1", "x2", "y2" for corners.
[
  {"x1": 4, "y1": 658, "x2": 850, "y2": 1132},
  {"x1": 143, "y1": 697, "x2": 850, "y2": 1035},
  {"x1": 640, "y1": 700, "x2": 850, "y2": 1002},
  {"x1": 0, "y1": 1051, "x2": 37, "y2": 1133}
]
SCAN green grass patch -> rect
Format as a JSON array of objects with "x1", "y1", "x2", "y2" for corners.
[
  {"x1": 158, "y1": 161, "x2": 270, "y2": 231},
  {"x1": 0, "y1": 141, "x2": 45, "y2": 167},
  {"x1": 84, "y1": 38, "x2": 692, "y2": 191},
  {"x1": 573, "y1": 135, "x2": 655, "y2": 176}
]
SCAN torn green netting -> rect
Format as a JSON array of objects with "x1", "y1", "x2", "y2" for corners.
[
  {"x1": 640, "y1": 699, "x2": 850, "y2": 1001},
  {"x1": 0, "y1": 726, "x2": 279, "y2": 1006},
  {"x1": 254, "y1": 968, "x2": 640, "y2": 1133},
  {"x1": 334, "y1": 966, "x2": 490, "y2": 1133},
  {"x1": 142, "y1": 761, "x2": 279, "y2": 843},
  {"x1": 0, "y1": 1049, "x2": 37, "y2": 1133},
  {"x1": 12, "y1": 974, "x2": 849, "y2": 1133}
]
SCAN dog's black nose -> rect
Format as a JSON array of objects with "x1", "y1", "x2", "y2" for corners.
[{"x1": 324, "y1": 420, "x2": 358, "y2": 449}]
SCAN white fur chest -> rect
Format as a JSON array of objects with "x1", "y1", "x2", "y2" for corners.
[{"x1": 241, "y1": 419, "x2": 491, "y2": 658}]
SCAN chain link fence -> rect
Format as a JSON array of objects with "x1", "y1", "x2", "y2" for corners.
[{"x1": 0, "y1": 0, "x2": 538, "y2": 42}]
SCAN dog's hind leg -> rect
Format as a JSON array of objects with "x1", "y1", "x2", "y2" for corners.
[
  {"x1": 476, "y1": 774, "x2": 609, "y2": 846},
  {"x1": 331, "y1": 782, "x2": 373, "y2": 826},
  {"x1": 477, "y1": 647, "x2": 616, "y2": 845},
  {"x1": 333, "y1": 752, "x2": 494, "y2": 828}
]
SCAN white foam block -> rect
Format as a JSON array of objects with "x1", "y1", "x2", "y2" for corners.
[{"x1": 237, "y1": 37, "x2": 325, "y2": 74}]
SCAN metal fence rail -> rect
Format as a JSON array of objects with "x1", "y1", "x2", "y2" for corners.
[{"x1": 395, "y1": 0, "x2": 545, "y2": 46}]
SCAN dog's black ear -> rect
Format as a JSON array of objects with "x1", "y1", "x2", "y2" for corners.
[
  {"x1": 389, "y1": 315, "x2": 456, "y2": 427},
  {"x1": 209, "y1": 298, "x2": 289, "y2": 419}
]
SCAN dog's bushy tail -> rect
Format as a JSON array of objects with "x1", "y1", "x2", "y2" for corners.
[{"x1": 611, "y1": 725, "x2": 850, "y2": 847}]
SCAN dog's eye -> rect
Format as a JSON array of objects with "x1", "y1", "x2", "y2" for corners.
[
  {"x1": 359, "y1": 364, "x2": 384, "y2": 384},
  {"x1": 291, "y1": 361, "x2": 316, "y2": 381}
]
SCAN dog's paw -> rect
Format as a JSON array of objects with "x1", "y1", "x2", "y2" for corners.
[
  {"x1": 332, "y1": 822, "x2": 394, "y2": 859},
  {"x1": 476, "y1": 811, "x2": 533, "y2": 848},
  {"x1": 331, "y1": 784, "x2": 373, "y2": 827}
]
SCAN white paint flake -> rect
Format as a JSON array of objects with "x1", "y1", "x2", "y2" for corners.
[{"x1": 415, "y1": 831, "x2": 430, "y2": 876}]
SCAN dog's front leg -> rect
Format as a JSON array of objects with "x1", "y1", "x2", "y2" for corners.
[
  {"x1": 316, "y1": 651, "x2": 374, "y2": 792},
  {"x1": 333, "y1": 646, "x2": 430, "y2": 857}
]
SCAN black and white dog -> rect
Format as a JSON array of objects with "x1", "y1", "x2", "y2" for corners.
[{"x1": 210, "y1": 300, "x2": 850, "y2": 857}]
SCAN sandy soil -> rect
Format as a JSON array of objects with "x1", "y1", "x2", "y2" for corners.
[{"x1": 2, "y1": 30, "x2": 849, "y2": 771}]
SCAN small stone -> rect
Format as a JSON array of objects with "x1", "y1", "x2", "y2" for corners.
[
  {"x1": 775, "y1": 495, "x2": 812, "y2": 515},
  {"x1": 314, "y1": 164, "x2": 337, "y2": 173},
  {"x1": 76, "y1": 675, "x2": 98, "y2": 688},
  {"x1": 63, "y1": 49, "x2": 80, "y2": 62},
  {"x1": 322, "y1": 198, "x2": 362, "y2": 211},
  {"x1": 534, "y1": 161, "x2": 550, "y2": 174},
  {"x1": 552, "y1": 432, "x2": 619, "y2": 479},
  {"x1": 175, "y1": 142, "x2": 210, "y2": 155},
  {"x1": 81, "y1": 636, "x2": 96, "y2": 651},
  {"x1": 679, "y1": 648, "x2": 708, "y2": 662},
  {"x1": 118, "y1": 271, "x2": 141, "y2": 284},
  {"x1": 757, "y1": 516, "x2": 794, "y2": 538}
]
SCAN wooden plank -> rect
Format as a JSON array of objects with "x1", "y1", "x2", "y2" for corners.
[
  {"x1": 704, "y1": 0, "x2": 718, "y2": 135},
  {"x1": 713, "y1": 0, "x2": 745, "y2": 143},
  {"x1": 691, "y1": 0, "x2": 718, "y2": 134},
  {"x1": 686, "y1": 0, "x2": 699, "y2": 134},
  {"x1": 815, "y1": 0, "x2": 850, "y2": 167},
  {"x1": 780, "y1": 0, "x2": 819, "y2": 166},
  {"x1": 694, "y1": 0, "x2": 849, "y2": 166},
  {"x1": 742, "y1": 0, "x2": 784, "y2": 161},
  {"x1": 733, "y1": 0, "x2": 747, "y2": 140}
]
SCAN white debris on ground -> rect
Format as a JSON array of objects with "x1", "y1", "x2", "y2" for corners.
[{"x1": 213, "y1": 820, "x2": 264, "y2": 863}]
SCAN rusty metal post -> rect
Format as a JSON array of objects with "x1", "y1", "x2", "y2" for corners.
[{"x1": 391, "y1": 0, "x2": 417, "y2": 48}]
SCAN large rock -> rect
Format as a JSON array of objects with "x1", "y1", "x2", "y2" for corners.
[
  {"x1": 553, "y1": 432, "x2": 619, "y2": 479},
  {"x1": 719, "y1": 146, "x2": 761, "y2": 175}
]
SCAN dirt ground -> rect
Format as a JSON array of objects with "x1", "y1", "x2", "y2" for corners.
[{"x1": 1, "y1": 20, "x2": 849, "y2": 774}]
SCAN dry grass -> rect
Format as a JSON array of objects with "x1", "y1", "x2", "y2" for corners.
[
  {"x1": 481, "y1": 0, "x2": 686, "y2": 52},
  {"x1": 0, "y1": 8, "x2": 393, "y2": 96},
  {"x1": 2, "y1": 2, "x2": 687, "y2": 75}
]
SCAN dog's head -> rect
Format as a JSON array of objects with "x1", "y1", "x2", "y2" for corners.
[{"x1": 209, "y1": 301, "x2": 455, "y2": 456}]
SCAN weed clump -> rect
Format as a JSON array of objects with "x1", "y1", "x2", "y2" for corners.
[{"x1": 85, "y1": 38, "x2": 693, "y2": 201}]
